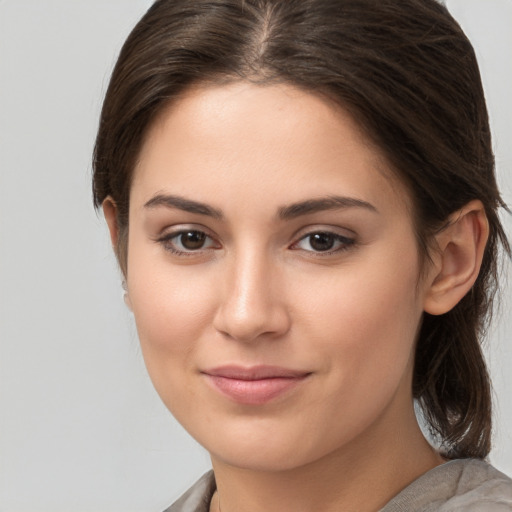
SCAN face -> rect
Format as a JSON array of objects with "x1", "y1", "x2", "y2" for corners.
[{"x1": 124, "y1": 82, "x2": 431, "y2": 471}]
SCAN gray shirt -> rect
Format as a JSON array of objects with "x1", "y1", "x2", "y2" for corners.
[{"x1": 164, "y1": 459, "x2": 512, "y2": 511}]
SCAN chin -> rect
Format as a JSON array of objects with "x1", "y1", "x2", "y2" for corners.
[
  {"x1": 211, "y1": 444, "x2": 316, "y2": 473},
  {"x1": 188, "y1": 416, "x2": 348, "y2": 473}
]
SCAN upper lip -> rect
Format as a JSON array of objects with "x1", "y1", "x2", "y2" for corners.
[{"x1": 202, "y1": 365, "x2": 311, "y2": 380}]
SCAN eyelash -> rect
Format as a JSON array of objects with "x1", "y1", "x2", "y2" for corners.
[
  {"x1": 156, "y1": 229, "x2": 356, "y2": 257},
  {"x1": 290, "y1": 231, "x2": 356, "y2": 255},
  {"x1": 157, "y1": 229, "x2": 219, "y2": 256}
]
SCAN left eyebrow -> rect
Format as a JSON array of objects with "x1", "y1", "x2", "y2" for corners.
[{"x1": 278, "y1": 195, "x2": 378, "y2": 220}]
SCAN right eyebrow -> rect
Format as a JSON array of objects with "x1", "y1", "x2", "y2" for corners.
[{"x1": 144, "y1": 194, "x2": 224, "y2": 220}]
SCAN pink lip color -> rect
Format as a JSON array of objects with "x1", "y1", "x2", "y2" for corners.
[{"x1": 202, "y1": 365, "x2": 310, "y2": 405}]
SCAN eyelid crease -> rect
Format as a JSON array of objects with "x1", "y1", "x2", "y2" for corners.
[
  {"x1": 289, "y1": 223, "x2": 358, "y2": 247},
  {"x1": 155, "y1": 223, "x2": 216, "y2": 237}
]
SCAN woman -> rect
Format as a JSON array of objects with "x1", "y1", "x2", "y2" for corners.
[{"x1": 92, "y1": 0, "x2": 512, "y2": 510}]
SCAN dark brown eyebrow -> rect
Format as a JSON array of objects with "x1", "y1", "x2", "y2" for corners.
[
  {"x1": 278, "y1": 196, "x2": 378, "y2": 219},
  {"x1": 144, "y1": 193, "x2": 377, "y2": 221},
  {"x1": 144, "y1": 194, "x2": 223, "y2": 219}
]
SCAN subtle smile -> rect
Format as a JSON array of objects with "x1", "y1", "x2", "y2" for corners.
[{"x1": 201, "y1": 365, "x2": 312, "y2": 405}]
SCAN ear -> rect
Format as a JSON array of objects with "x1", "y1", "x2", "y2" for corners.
[
  {"x1": 102, "y1": 196, "x2": 119, "y2": 248},
  {"x1": 102, "y1": 197, "x2": 133, "y2": 311},
  {"x1": 423, "y1": 200, "x2": 489, "y2": 316}
]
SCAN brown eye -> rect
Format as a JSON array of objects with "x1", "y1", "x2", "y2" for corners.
[
  {"x1": 309, "y1": 233, "x2": 335, "y2": 251},
  {"x1": 180, "y1": 231, "x2": 206, "y2": 250},
  {"x1": 159, "y1": 229, "x2": 218, "y2": 255},
  {"x1": 292, "y1": 231, "x2": 355, "y2": 254}
]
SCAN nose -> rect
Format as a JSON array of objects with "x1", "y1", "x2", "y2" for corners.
[{"x1": 212, "y1": 250, "x2": 291, "y2": 343}]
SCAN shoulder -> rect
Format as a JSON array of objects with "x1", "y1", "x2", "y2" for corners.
[
  {"x1": 436, "y1": 459, "x2": 512, "y2": 511},
  {"x1": 162, "y1": 471, "x2": 216, "y2": 512},
  {"x1": 381, "y1": 459, "x2": 512, "y2": 512}
]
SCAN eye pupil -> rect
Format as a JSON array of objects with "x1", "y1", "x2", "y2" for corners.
[
  {"x1": 310, "y1": 233, "x2": 335, "y2": 251},
  {"x1": 180, "y1": 231, "x2": 206, "y2": 250}
]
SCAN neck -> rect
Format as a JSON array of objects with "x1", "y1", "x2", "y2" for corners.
[{"x1": 210, "y1": 405, "x2": 444, "y2": 512}]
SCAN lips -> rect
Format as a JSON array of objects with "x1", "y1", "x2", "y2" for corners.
[{"x1": 202, "y1": 365, "x2": 311, "y2": 405}]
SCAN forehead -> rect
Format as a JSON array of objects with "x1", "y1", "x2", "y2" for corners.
[{"x1": 132, "y1": 82, "x2": 411, "y2": 217}]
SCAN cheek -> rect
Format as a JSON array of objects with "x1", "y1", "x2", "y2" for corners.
[
  {"x1": 294, "y1": 248, "x2": 422, "y2": 392},
  {"x1": 125, "y1": 239, "x2": 217, "y2": 381}
]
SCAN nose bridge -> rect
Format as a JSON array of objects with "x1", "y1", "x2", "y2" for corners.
[{"x1": 213, "y1": 242, "x2": 289, "y2": 342}]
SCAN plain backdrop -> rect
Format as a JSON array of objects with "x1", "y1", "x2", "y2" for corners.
[{"x1": 0, "y1": 1, "x2": 511, "y2": 511}]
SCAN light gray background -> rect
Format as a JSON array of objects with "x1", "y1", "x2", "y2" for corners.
[{"x1": 0, "y1": 1, "x2": 511, "y2": 511}]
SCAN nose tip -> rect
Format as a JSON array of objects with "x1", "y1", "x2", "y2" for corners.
[
  {"x1": 212, "y1": 264, "x2": 290, "y2": 343},
  {"x1": 214, "y1": 300, "x2": 290, "y2": 342}
]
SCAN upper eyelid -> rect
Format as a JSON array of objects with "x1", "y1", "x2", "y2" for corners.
[
  {"x1": 157, "y1": 224, "x2": 216, "y2": 238},
  {"x1": 291, "y1": 231, "x2": 355, "y2": 247},
  {"x1": 155, "y1": 226, "x2": 218, "y2": 246},
  {"x1": 291, "y1": 224, "x2": 357, "y2": 241}
]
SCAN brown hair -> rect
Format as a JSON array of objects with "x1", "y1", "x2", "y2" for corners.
[{"x1": 92, "y1": 0, "x2": 510, "y2": 458}]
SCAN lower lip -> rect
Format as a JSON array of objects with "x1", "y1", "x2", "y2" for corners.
[{"x1": 205, "y1": 375, "x2": 308, "y2": 405}]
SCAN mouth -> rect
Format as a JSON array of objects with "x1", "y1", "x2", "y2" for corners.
[{"x1": 201, "y1": 365, "x2": 311, "y2": 405}]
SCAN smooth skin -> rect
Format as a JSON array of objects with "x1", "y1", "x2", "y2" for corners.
[{"x1": 104, "y1": 82, "x2": 489, "y2": 512}]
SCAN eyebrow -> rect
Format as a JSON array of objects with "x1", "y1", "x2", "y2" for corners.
[
  {"x1": 278, "y1": 196, "x2": 378, "y2": 219},
  {"x1": 143, "y1": 193, "x2": 377, "y2": 220},
  {"x1": 144, "y1": 194, "x2": 223, "y2": 219}
]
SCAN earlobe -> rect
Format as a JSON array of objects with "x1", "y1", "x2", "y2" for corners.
[
  {"x1": 423, "y1": 200, "x2": 489, "y2": 316},
  {"x1": 102, "y1": 196, "x2": 119, "y2": 249}
]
